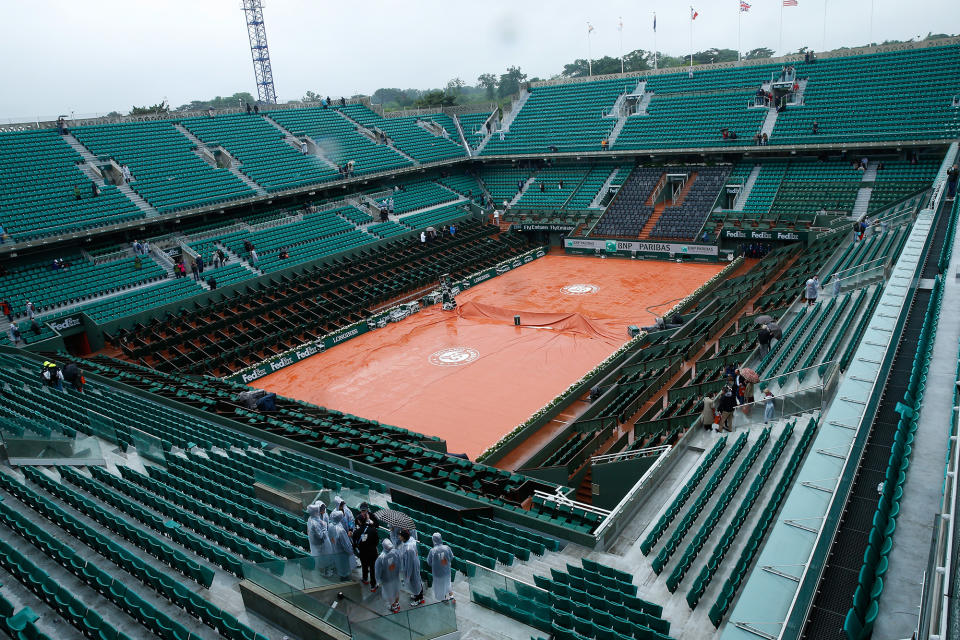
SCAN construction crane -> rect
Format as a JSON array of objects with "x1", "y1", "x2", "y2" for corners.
[{"x1": 241, "y1": 0, "x2": 278, "y2": 104}]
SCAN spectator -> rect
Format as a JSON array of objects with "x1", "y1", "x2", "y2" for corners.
[
  {"x1": 763, "y1": 389, "x2": 776, "y2": 424},
  {"x1": 254, "y1": 104, "x2": 260, "y2": 114},
  {"x1": 812, "y1": 121, "x2": 819, "y2": 134},
  {"x1": 207, "y1": 107, "x2": 215, "y2": 118},
  {"x1": 62, "y1": 362, "x2": 84, "y2": 392},
  {"x1": 947, "y1": 164, "x2": 959, "y2": 200},
  {"x1": 449, "y1": 224, "x2": 456, "y2": 237},
  {"x1": 121, "y1": 165, "x2": 133, "y2": 182},
  {"x1": 805, "y1": 276, "x2": 819, "y2": 305},
  {"x1": 375, "y1": 540, "x2": 401, "y2": 612},
  {"x1": 334, "y1": 496, "x2": 355, "y2": 532},
  {"x1": 420, "y1": 231, "x2": 427, "y2": 244},
  {"x1": 721, "y1": 128, "x2": 729, "y2": 140},
  {"x1": 399, "y1": 530, "x2": 424, "y2": 606},
  {"x1": 328, "y1": 511, "x2": 354, "y2": 581},
  {"x1": 300, "y1": 141, "x2": 308, "y2": 154},
  {"x1": 249, "y1": 248, "x2": 259, "y2": 268},
  {"x1": 353, "y1": 505, "x2": 380, "y2": 592},
  {"x1": 134, "y1": 256, "x2": 142, "y2": 270},
  {"x1": 41, "y1": 361, "x2": 64, "y2": 391},
  {"x1": 559, "y1": 179, "x2": 564, "y2": 189},
  {"x1": 427, "y1": 533, "x2": 455, "y2": 602},
  {"x1": 279, "y1": 248, "x2": 289, "y2": 260},
  {"x1": 307, "y1": 503, "x2": 332, "y2": 572},
  {"x1": 493, "y1": 209, "x2": 500, "y2": 226},
  {"x1": 700, "y1": 391, "x2": 716, "y2": 430},
  {"x1": 57, "y1": 116, "x2": 66, "y2": 135},
  {"x1": 91, "y1": 182, "x2": 99, "y2": 198},
  {"x1": 196, "y1": 255, "x2": 204, "y2": 274},
  {"x1": 25, "y1": 301, "x2": 35, "y2": 321},
  {"x1": 717, "y1": 386, "x2": 738, "y2": 432},
  {"x1": 1, "y1": 299, "x2": 11, "y2": 322},
  {"x1": 601, "y1": 138, "x2": 608, "y2": 150},
  {"x1": 340, "y1": 97, "x2": 346, "y2": 107},
  {"x1": 74, "y1": 185, "x2": 82, "y2": 200},
  {"x1": 245, "y1": 102, "x2": 252, "y2": 114},
  {"x1": 207, "y1": 277, "x2": 217, "y2": 290},
  {"x1": 190, "y1": 261, "x2": 200, "y2": 281},
  {"x1": 178, "y1": 262, "x2": 186, "y2": 278},
  {"x1": 758, "y1": 324, "x2": 772, "y2": 357},
  {"x1": 762, "y1": 133, "x2": 769, "y2": 145},
  {"x1": 7, "y1": 322, "x2": 20, "y2": 346}
]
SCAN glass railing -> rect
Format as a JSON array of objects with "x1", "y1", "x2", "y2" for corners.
[
  {"x1": 252, "y1": 469, "x2": 370, "y2": 512},
  {"x1": 128, "y1": 427, "x2": 165, "y2": 464},
  {"x1": 0, "y1": 415, "x2": 105, "y2": 465},
  {"x1": 244, "y1": 556, "x2": 458, "y2": 640}
]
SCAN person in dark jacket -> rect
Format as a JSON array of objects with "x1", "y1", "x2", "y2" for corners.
[
  {"x1": 353, "y1": 504, "x2": 380, "y2": 591},
  {"x1": 61, "y1": 362, "x2": 84, "y2": 392},
  {"x1": 717, "y1": 386, "x2": 738, "y2": 432},
  {"x1": 758, "y1": 325, "x2": 772, "y2": 357}
]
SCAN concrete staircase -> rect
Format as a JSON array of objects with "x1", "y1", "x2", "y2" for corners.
[
  {"x1": 638, "y1": 173, "x2": 697, "y2": 240},
  {"x1": 333, "y1": 110, "x2": 420, "y2": 165},
  {"x1": 862, "y1": 163, "x2": 879, "y2": 182},
  {"x1": 732, "y1": 165, "x2": 762, "y2": 211},
  {"x1": 216, "y1": 242, "x2": 260, "y2": 276},
  {"x1": 760, "y1": 107, "x2": 779, "y2": 139},
  {"x1": 173, "y1": 124, "x2": 268, "y2": 195},
  {"x1": 508, "y1": 175, "x2": 538, "y2": 207},
  {"x1": 498, "y1": 90, "x2": 530, "y2": 134},
  {"x1": 63, "y1": 133, "x2": 160, "y2": 217},
  {"x1": 589, "y1": 169, "x2": 623, "y2": 208},
  {"x1": 607, "y1": 117, "x2": 628, "y2": 147},
  {"x1": 450, "y1": 115, "x2": 472, "y2": 157},
  {"x1": 852, "y1": 187, "x2": 874, "y2": 218},
  {"x1": 116, "y1": 183, "x2": 159, "y2": 217}
]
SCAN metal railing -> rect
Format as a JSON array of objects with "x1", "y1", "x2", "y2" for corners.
[{"x1": 590, "y1": 443, "x2": 670, "y2": 465}]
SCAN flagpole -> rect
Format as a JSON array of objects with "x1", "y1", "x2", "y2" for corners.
[
  {"x1": 587, "y1": 23, "x2": 593, "y2": 77},
  {"x1": 778, "y1": 1, "x2": 784, "y2": 54},
  {"x1": 619, "y1": 18, "x2": 624, "y2": 74},
  {"x1": 738, "y1": 2, "x2": 742, "y2": 62},
  {"x1": 822, "y1": 0, "x2": 828, "y2": 51},
  {"x1": 689, "y1": 7, "x2": 693, "y2": 69},
  {"x1": 653, "y1": 13, "x2": 658, "y2": 70},
  {"x1": 869, "y1": 0, "x2": 875, "y2": 45}
]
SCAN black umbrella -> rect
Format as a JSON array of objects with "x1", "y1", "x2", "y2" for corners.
[
  {"x1": 766, "y1": 321, "x2": 783, "y2": 339},
  {"x1": 375, "y1": 509, "x2": 415, "y2": 531},
  {"x1": 754, "y1": 315, "x2": 774, "y2": 325}
]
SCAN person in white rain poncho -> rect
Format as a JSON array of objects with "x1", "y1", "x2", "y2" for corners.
[
  {"x1": 328, "y1": 510, "x2": 354, "y2": 580},
  {"x1": 334, "y1": 496, "x2": 355, "y2": 532},
  {"x1": 375, "y1": 539, "x2": 401, "y2": 613},
  {"x1": 399, "y1": 529, "x2": 424, "y2": 606},
  {"x1": 306, "y1": 502, "x2": 332, "y2": 573},
  {"x1": 426, "y1": 533, "x2": 455, "y2": 602}
]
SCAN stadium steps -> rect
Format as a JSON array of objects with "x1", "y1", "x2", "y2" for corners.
[
  {"x1": 760, "y1": 106, "x2": 779, "y2": 139},
  {"x1": 450, "y1": 114, "x2": 472, "y2": 157},
  {"x1": 498, "y1": 89, "x2": 531, "y2": 135},
  {"x1": 260, "y1": 114, "x2": 341, "y2": 172},
  {"x1": 509, "y1": 175, "x2": 538, "y2": 207},
  {"x1": 589, "y1": 168, "x2": 623, "y2": 208},
  {"x1": 638, "y1": 173, "x2": 697, "y2": 240},
  {"x1": 333, "y1": 109, "x2": 420, "y2": 165},
  {"x1": 852, "y1": 187, "x2": 874, "y2": 218},
  {"x1": 63, "y1": 133, "x2": 161, "y2": 218},
  {"x1": 214, "y1": 242, "x2": 261, "y2": 277},
  {"x1": 732, "y1": 165, "x2": 762, "y2": 211},
  {"x1": 172, "y1": 123, "x2": 268, "y2": 196}
]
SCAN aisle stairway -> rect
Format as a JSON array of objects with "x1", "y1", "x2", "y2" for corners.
[
  {"x1": 732, "y1": 166, "x2": 761, "y2": 211},
  {"x1": 638, "y1": 173, "x2": 697, "y2": 240}
]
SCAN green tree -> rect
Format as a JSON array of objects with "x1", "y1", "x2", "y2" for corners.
[
  {"x1": 446, "y1": 78, "x2": 465, "y2": 96},
  {"x1": 477, "y1": 73, "x2": 498, "y2": 99},
  {"x1": 130, "y1": 101, "x2": 169, "y2": 115},
  {"x1": 744, "y1": 47, "x2": 774, "y2": 59},
  {"x1": 497, "y1": 66, "x2": 527, "y2": 99},
  {"x1": 414, "y1": 90, "x2": 456, "y2": 108}
]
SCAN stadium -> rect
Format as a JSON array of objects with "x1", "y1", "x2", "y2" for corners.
[{"x1": 0, "y1": 3, "x2": 959, "y2": 640}]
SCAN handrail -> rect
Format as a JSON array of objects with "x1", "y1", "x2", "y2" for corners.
[
  {"x1": 532, "y1": 489, "x2": 611, "y2": 517},
  {"x1": 591, "y1": 444, "x2": 671, "y2": 465}
]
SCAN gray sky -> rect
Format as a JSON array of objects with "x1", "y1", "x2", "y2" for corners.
[{"x1": 2, "y1": 0, "x2": 956, "y2": 120}]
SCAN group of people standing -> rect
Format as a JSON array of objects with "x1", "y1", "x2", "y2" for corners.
[{"x1": 306, "y1": 499, "x2": 455, "y2": 613}]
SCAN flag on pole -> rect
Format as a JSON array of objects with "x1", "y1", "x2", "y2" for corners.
[
  {"x1": 740, "y1": 1, "x2": 752, "y2": 11},
  {"x1": 653, "y1": 13, "x2": 656, "y2": 31},
  {"x1": 619, "y1": 18, "x2": 623, "y2": 32},
  {"x1": 588, "y1": 22, "x2": 594, "y2": 33},
  {"x1": 783, "y1": 0, "x2": 798, "y2": 6},
  {"x1": 690, "y1": 6, "x2": 699, "y2": 20}
]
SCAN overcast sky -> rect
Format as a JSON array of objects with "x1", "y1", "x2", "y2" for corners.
[{"x1": 2, "y1": 0, "x2": 956, "y2": 120}]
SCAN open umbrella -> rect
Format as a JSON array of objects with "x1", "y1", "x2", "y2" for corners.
[
  {"x1": 375, "y1": 509, "x2": 415, "y2": 531},
  {"x1": 740, "y1": 367, "x2": 760, "y2": 383},
  {"x1": 754, "y1": 315, "x2": 774, "y2": 326},
  {"x1": 766, "y1": 321, "x2": 783, "y2": 339}
]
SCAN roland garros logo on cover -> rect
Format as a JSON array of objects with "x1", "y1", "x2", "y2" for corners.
[
  {"x1": 561, "y1": 283, "x2": 599, "y2": 295},
  {"x1": 429, "y1": 347, "x2": 480, "y2": 366}
]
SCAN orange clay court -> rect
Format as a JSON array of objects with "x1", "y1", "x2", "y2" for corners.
[{"x1": 254, "y1": 255, "x2": 724, "y2": 459}]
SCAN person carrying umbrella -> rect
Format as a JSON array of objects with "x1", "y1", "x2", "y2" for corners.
[{"x1": 758, "y1": 324, "x2": 772, "y2": 357}]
